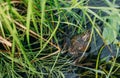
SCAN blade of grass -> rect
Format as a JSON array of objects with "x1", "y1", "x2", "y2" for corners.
[
  {"x1": 95, "y1": 45, "x2": 105, "y2": 78},
  {"x1": 26, "y1": 0, "x2": 32, "y2": 52},
  {"x1": 40, "y1": 0, "x2": 47, "y2": 48}
]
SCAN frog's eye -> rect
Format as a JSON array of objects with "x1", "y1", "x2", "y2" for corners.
[
  {"x1": 82, "y1": 33, "x2": 90, "y2": 41},
  {"x1": 78, "y1": 47, "x2": 82, "y2": 50}
]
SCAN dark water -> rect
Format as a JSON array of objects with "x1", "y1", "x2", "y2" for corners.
[{"x1": 64, "y1": 0, "x2": 120, "y2": 78}]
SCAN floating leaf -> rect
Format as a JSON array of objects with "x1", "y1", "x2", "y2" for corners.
[
  {"x1": 102, "y1": 13, "x2": 119, "y2": 45},
  {"x1": 103, "y1": 26, "x2": 117, "y2": 45}
]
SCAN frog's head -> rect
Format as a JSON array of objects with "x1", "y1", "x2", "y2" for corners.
[{"x1": 82, "y1": 30, "x2": 91, "y2": 42}]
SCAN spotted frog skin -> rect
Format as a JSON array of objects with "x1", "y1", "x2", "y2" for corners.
[{"x1": 68, "y1": 30, "x2": 91, "y2": 56}]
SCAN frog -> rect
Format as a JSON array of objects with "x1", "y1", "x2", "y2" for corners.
[
  {"x1": 62, "y1": 30, "x2": 91, "y2": 65},
  {"x1": 68, "y1": 30, "x2": 91, "y2": 56}
]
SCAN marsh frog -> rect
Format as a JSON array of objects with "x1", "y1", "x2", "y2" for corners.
[{"x1": 68, "y1": 30, "x2": 91, "y2": 56}]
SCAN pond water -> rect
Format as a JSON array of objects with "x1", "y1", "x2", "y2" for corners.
[{"x1": 63, "y1": 0, "x2": 120, "y2": 78}]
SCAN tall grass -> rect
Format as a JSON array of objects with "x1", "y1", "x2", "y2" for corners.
[{"x1": 0, "y1": 0, "x2": 120, "y2": 78}]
